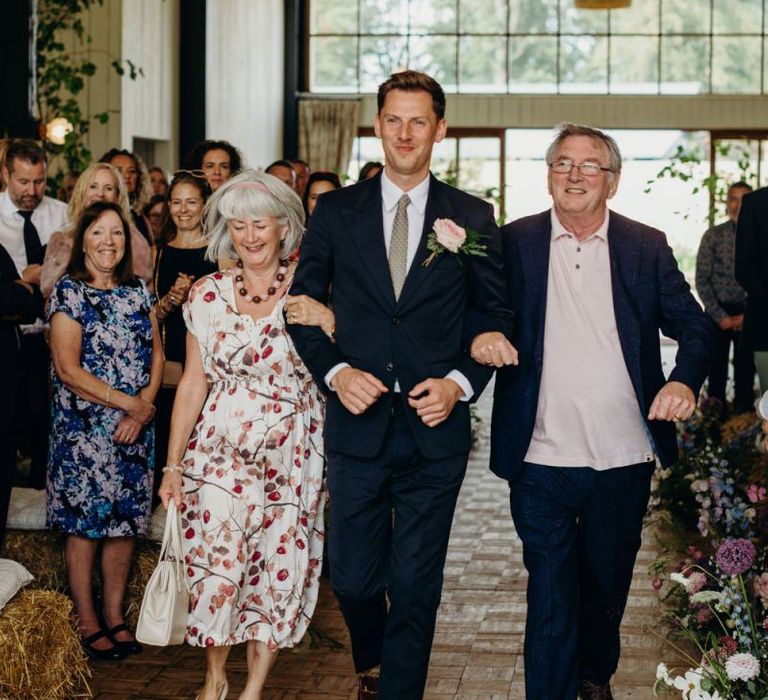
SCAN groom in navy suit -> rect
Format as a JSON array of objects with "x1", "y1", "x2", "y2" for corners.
[
  {"x1": 475, "y1": 124, "x2": 713, "y2": 699},
  {"x1": 287, "y1": 71, "x2": 513, "y2": 699}
]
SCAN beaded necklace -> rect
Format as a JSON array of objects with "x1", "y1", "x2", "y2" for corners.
[{"x1": 234, "y1": 258, "x2": 288, "y2": 304}]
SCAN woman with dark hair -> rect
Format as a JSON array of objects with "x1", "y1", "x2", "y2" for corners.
[
  {"x1": 142, "y1": 194, "x2": 166, "y2": 241},
  {"x1": 100, "y1": 148, "x2": 154, "y2": 244},
  {"x1": 302, "y1": 171, "x2": 342, "y2": 219},
  {"x1": 358, "y1": 161, "x2": 383, "y2": 181},
  {"x1": 183, "y1": 139, "x2": 243, "y2": 192},
  {"x1": 151, "y1": 171, "x2": 217, "y2": 498},
  {"x1": 48, "y1": 201, "x2": 162, "y2": 660}
]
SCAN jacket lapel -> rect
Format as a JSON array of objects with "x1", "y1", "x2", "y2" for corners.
[
  {"x1": 607, "y1": 215, "x2": 643, "y2": 391},
  {"x1": 519, "y1": 212, "x2": 551, "y2": 362},
  {"x1": 397, "y1": 175, "x2": 455, "y2": 309},
  {"x1": 343, "y1": 175, "x2": 396, "y2": 306}
]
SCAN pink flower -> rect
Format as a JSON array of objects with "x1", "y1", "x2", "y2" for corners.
[
  {"x1": 433, "y1": 218, "x2": 466, "y2": 253},
  {"x1": 725, "y1": 652, "x2": 760, "y2": 681},
  {"x1": 686, "y1": 571, "x2": 707, "y2": 594},
  {"x1": 754, "y1": 572, "x2": 768, "y2": 607},
  {"x1": 747, "y1": 484, "x2": 766, "y2": 503}
]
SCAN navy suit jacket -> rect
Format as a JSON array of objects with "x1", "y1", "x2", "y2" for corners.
[
  {"x1": 735, "y1": 187, "x2": 768, "y2": 350},
  {"x1": 489, "y1": 210, "x2": 713, "y2": 482},
  {"x1": 288, "y1": 173, "x2": 513, "y2": 460}
]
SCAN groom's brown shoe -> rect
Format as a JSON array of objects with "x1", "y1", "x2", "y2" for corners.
[
  {"x1": 358, "y1": 673, "x2": 379, "y2": 698},
  {"x1": 578, "y1": 679, "x2": 614, "y2": 700}
]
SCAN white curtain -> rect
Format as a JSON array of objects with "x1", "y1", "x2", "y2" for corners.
[
  {"x1": 206, "y1": 0, "x2": 284, "y2": 169},
  {"x1": 298, "y1": 99, "x2": 360, "y2": 176}
]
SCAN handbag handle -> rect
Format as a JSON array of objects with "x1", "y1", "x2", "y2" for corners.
[{"x1": 159, "y1": 501, "x2": 188, "y2": 592}]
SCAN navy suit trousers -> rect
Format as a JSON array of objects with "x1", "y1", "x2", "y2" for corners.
[
  {"x1": 510, "y1": 461, "x2": 654, "y2": 700},
  {"x1": 327, "y1": 401, "x2": 468, "y2": 700}
]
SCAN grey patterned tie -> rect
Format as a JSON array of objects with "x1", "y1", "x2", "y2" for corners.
[{"x1": 388, "y1": 194, "x2": 410, "y2": 300}]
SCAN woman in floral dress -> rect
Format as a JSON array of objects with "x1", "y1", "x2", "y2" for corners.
[
  {"x1": 158, "y1": 170, "x2": 331, "y2": 700},
  {"x1": 48, "y1": 201, "x2": 162, "y2": 660}
]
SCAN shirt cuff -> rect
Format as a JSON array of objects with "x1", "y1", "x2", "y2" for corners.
[
  {"x1": 325, "y1": 362, "x2": 350, "y2": 391},
  {"x1": 446, "y1": 370, "x2": 473, "y2": 402}
]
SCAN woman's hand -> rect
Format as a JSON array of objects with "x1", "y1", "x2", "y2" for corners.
[
  {"x1": 158, "y1": 470, "x2": 183, "y2": 509},
  {"x1": 167, "y1": 273, "x2": 195, "y2": 306},
  {"x1": 127, "y1": 395, "x2": 156, "y2": 425},
  {"x1": 285, "y1": 294, "x2": 335, "y2": 337},
  {"x1": 113, "y1": 416, "x2": 143, "y2": 444}
]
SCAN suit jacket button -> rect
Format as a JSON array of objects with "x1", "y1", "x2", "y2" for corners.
[
  {"x1": 392, "y1": 316, "x2": 400, "y2": 325},
  {"x1": 385, "y1": 362, "x2": 394, "y2": 372}
]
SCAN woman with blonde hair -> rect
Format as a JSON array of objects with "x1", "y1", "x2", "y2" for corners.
[{"x1": 40, "y1": 162, "x2": 152, "y2": 297}]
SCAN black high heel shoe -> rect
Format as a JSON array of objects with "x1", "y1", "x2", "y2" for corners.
[
  {"x1": 81, "y1": 630, "x2": 125, "y2": 661},
  {"x1": 104, "y1": 622, "x2": 143, "y2": 655}
]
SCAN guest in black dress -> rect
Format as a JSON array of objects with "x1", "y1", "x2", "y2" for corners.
[
  {"x1": 152, "y1": 171, "x2": 216, "y2": 499},
  {"x1": 0, "y1": 243, "x2": 43, "y2": 547}
]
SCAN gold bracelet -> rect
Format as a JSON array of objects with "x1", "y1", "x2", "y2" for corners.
[{"x1": 105, "y1": 385, "x2": 112, "y2": 406}]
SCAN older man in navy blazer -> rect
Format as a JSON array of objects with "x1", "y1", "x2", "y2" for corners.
[
  {"x1": 475, "y1": 124, "x2": 713, "y2": 700},
  {"x1": 288, "y1": 71, "x2": 513, "y2": 699}
]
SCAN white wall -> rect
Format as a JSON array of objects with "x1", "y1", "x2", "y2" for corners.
[{"x1": 206, "y1": 0, "x2": 284, "y2": 169}]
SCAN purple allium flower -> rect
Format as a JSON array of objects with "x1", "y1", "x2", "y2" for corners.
[{"x1": 715, "y1": 538, "x2": 756, "y2": 575}]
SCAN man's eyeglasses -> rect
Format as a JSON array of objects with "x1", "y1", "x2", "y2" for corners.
[{"x1": 549, "y1": 160, "x2": 614, "y2": 176}]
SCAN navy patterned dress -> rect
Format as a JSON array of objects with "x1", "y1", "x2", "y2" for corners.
[{"x1": 46, "y1": 275, "x2": 155, "y2": 538}]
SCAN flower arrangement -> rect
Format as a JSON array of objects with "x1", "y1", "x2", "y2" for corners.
[
  {"x1": 423, "y1": 219, "x2": 487, "y2": 267},
  {"x1": 651, "y1": 405, "x2": 768, "y2": 698}
]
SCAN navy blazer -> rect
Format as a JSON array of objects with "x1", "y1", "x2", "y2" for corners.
[
  {"x1": 489, "y1": 210, "x2": 713, "y2": 482},
  {"x1": 735, "y1": 187, "x2": 768, "y2": 350},
  {"x1": 288, "y1": 173, "x2": 513, "y2": 460}
]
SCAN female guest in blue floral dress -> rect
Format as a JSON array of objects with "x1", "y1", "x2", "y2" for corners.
[{"x1": 47, "y1": 201, "x2": 163, "y2": 660}]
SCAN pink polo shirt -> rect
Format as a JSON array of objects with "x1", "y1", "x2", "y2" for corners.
[{"x1": 523, "y1": 209, "x2": 655, "y2": 470}]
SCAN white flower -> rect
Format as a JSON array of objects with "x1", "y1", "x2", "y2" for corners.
[
  {"x1": 656, "y1": 662, "x2": 673, "y2": 686},
  {"x1": 690, "y1": 590, "x2": 723, "y2": 605},
  {"x1": 691, "y1": 479, "x2": 710, "y2": 493},
  {"x1": 725, "y1": 652, "x2": 760, "y2": 681},
  {"x1": 672, "y1": 668, "x2": 722, "y2": 699},
  {"x1": 671, "y1": 572, "x2": 689, "y2": 587}
]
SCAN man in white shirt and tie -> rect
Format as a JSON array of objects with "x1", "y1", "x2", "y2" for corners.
[{"x1": 0, "y1": 139, "x2": 67, "y2": 488}]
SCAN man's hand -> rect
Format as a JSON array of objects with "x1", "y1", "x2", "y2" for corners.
[
  {"x1": 732, "y1": 314, "x2": 744, "y2": 331},
  {"x1": 648, "y1": 380, "x2": 696, "y2": 422},
  {"x1": 21, "y1": 264, "x2": 41, "y2": 286},
  {"x1": 470, "y1": 332, "x2": 518, "y2": 368},
  {"x1": 331, "y1": 367, "x2": 388, "y2": 415},
  {"x1": 408, "y1": 378, "x2": 462, "y2": 427},
  {"x1": 719, "y1": 315, "x2": 741, "y2": 331}
]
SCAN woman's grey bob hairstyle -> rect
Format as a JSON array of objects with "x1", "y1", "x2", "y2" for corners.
[{"x1": 204, "y1": 169, "x2": 305, "y2": 263}]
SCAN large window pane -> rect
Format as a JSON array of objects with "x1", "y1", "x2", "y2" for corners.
[
  {"x1": 409, "y1": 0, "x2": 457, "y2": 33},
  {"x1": 459, "y1": 35, "x2": 507, "y2": 92},
  {"x1": 509, "y1": 36, "x2": 557, "y2": 93},
  {"x1": 713, "y1": 0, "x2": 763, "y2": 34},
  {"x1": 712, "y1": 37, "x2": 762, "y2": 94},
  {"x1": 561, "y1": 6, "x2": 608, "y2": 34},
  {"x1": 460, "y1": 0, "x2": 507, "y2": 34},
  {"x1": 310, "y1": 37, "x2": 359, "y2": 93},
  {"x1": 310, "y1": 0, "x2": 358, "y2": 34},
  {"x1": 457, "y1": 137, "x2": 502, "y2": 215},
  {"x1": 609, "y1": 3, "x2": 660, "y2": 35},
  {"x1": 508, "y1": 0, "x2": 558, "y2": 34},
  {"x1": 360, "y1": 0, "x2": 408, "y2": 35},
  {"x1": 661, "y1": 0, "x2": 710, "y2": 34},
  {"x1": 660, "y1": 36, "x2": 710, "y2": 94},
  {"x1": 360, "y1": 36, "x2": 408, "y2": 91},
  {"x1": 409, "y1": 35, "x2": 458, "y2": 92},
  {"x1": 609, "y1": 36, "x2": 659, "y2": 94},
  {"x1": 560, "y1": 36, "x2": 608, "y2": 94}
]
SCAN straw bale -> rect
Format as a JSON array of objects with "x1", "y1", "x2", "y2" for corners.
[
  {"x1": 124, "y1": 538, "x2": 161, "y2": 628},
  {"x1": 1, "y1": 530, "x2": 67, "y2": 591},
  {"x1": 0, "y1": 589, "x2": 90, "y2": 699}
]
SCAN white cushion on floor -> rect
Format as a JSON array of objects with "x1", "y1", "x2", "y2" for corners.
[
  {"x1": 6, "y1": 487, "x2": 47, "y2": 531},
  {"x1": 0, "y1": 559, "x2": 34, "y2": 611}
]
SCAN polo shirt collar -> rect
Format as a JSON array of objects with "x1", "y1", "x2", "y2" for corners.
[{"x1": 551, "y1": 208, "x2": 610, "y2": 242}]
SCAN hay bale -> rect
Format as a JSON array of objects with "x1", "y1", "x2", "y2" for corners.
[
  {"x1": 1, "y1": 530, "x2": 67, "y2": 591},
  {"x1": 0, "y1": 589, "x2": 90, "y2": 699}
]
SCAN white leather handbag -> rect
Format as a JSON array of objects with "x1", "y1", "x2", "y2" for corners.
[{"x1": 136, "y1": 500, "x2": 190, "y2": 646}]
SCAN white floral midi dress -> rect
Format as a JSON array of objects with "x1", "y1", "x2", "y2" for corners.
[{"x1": 180, "y1": 270, "x2": 325, "y2": 649}]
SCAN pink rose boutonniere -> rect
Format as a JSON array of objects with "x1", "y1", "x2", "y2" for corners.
[{"x1": 423, "y1": 218, "x2": 487, "y2": 266}]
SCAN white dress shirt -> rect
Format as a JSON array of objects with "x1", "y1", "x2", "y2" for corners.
[
  {"x1": 0, "y1": 191, "x2": 68, "y2": 275},
  {"x1": 324, "y1": 170, "x2": 473, "y2": 400}
]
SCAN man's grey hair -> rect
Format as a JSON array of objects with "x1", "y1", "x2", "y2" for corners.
[
  {"x1": 204, "y1": 169, "x2": 305, "y2": 263},
  {"x1": 545, "y1": 123, "x2": 622, "y2": 176}
]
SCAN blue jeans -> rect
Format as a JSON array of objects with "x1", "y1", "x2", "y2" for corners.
[{"x1": 510, "y1": 461, "x2": 654, "y2": 700}]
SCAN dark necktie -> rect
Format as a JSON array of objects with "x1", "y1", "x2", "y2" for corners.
[{"x1": 18, "y1": 210, "x2": 43, "y2": 265}]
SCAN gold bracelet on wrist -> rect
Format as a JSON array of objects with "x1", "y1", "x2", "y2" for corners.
[{"x1": 105, "y1": 385, "x2": 112, "y2": 406}]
